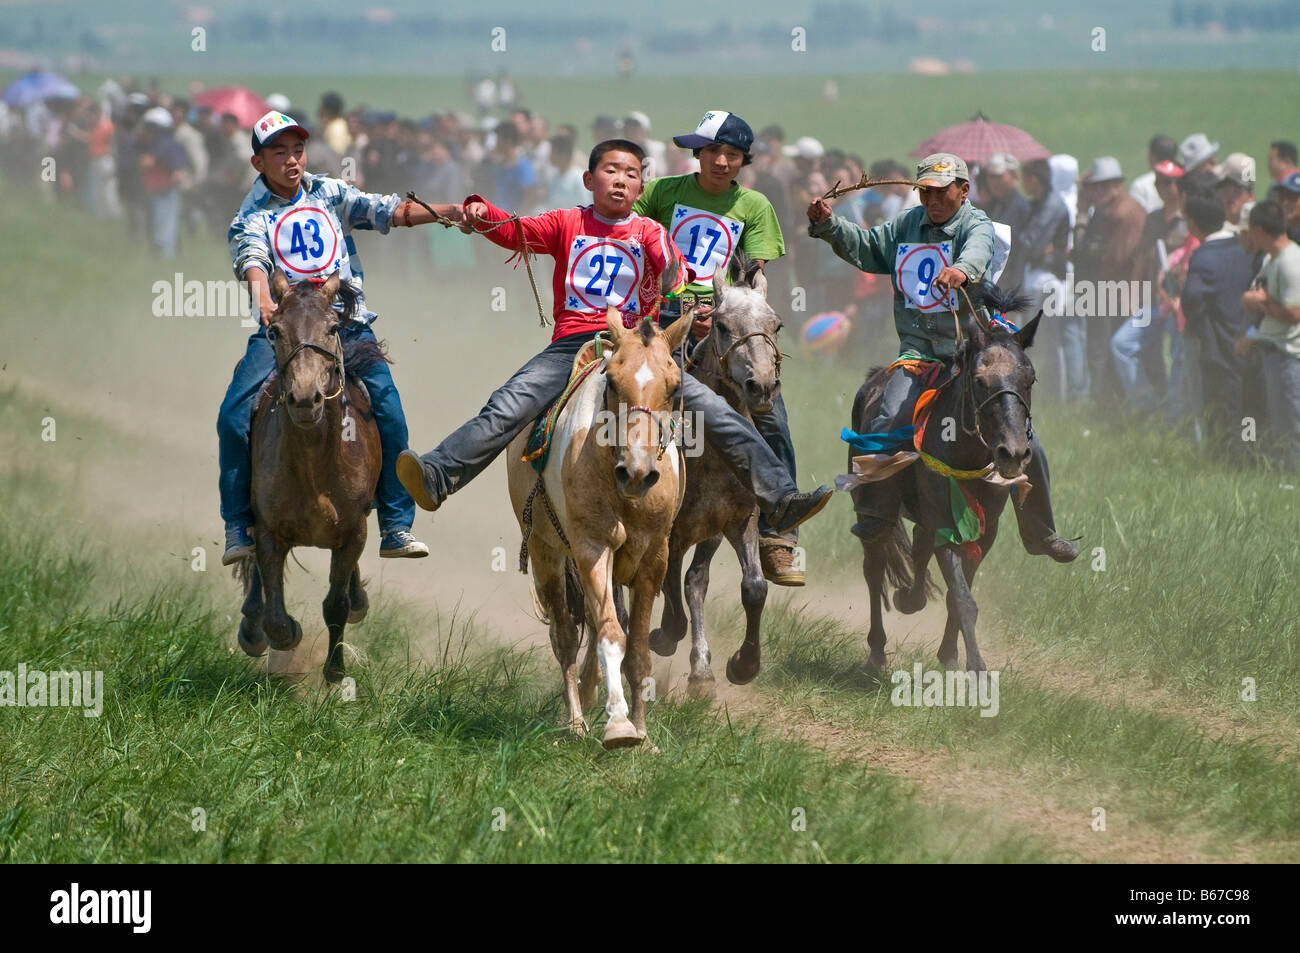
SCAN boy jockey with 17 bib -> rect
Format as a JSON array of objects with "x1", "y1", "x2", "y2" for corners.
[
  {"x1": 806, "y1": 153, "x2": 1078, "y2": 562},
  {"x1": 219, "y1": 110, "x2": 445, "y2": 565},
  {"x1": 633, "y1": 109, "x2": 810, "y2": 587},
  {"x1": 395, "y1": 139, "x2": 833, "y2": 538}
]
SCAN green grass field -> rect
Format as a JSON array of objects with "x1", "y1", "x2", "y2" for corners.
[{"x1": 2, "y1": 68, "x2": 1299, "y2": 863}]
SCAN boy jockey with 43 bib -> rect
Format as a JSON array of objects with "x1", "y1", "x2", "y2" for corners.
[
  {"x1": 633, "y1": 109, "x2": 809, "y2": 585},
  {"x1": 219, "y1": 110, "x2": 445, "y2": 565},
  {"x1": 395, "y1": 138, "x2": 833, "y2": 539},
  {"x1": 806, "y1": 153, "x2": 1078, "y2": 562}
]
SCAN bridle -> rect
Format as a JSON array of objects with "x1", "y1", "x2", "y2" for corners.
[
  {"x1": 274, "y1": 327, "x2": 345, "y2": 406},
  {"x1": 955, "y1": 356, "x2": 1034, "y2": 449},
  {"x1": 688, "y1": 326, "x2": 784, "y2": 403},
  {"x1": 602, "y1": 364, "x2": 679, "y2": 462}
]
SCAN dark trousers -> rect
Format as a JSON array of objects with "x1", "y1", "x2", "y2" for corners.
[
  {"x1": 217, "y1": 323, "x2": 415, "y2": 533},
  {"x1": 860, "y1": 365, "x2": 1062, "y2": 545},
  {"x1": 416, "y1": 330, "x2": 797, "y2": 511}
]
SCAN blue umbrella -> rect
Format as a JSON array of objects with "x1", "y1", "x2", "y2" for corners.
[{"x1": 2, "y1": 71, "x2": 80, "y2": 108}]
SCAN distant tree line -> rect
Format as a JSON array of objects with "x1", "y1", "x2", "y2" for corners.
[{"x1": 1171, "y1": 1, "x2": 1300, "y2": 30}]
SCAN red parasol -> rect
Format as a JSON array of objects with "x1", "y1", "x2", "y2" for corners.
[
  {"x1": 192, "y1": 86, "x2": 271, "y2": 127},
  {"x1": 910, "y1": 115, "x2": 1050, "y2": 164}
]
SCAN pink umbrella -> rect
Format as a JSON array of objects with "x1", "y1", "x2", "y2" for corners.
[
  {"x1": 192, "y1": 87, "x2": 271, "y2": 127},
  {"x1": 910, "y1": 115, "x2": 1050, "y2": 164}
]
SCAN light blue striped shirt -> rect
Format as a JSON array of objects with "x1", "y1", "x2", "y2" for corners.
[{"x1": 227, "y1": 171, "x2": 401, "y2": 324}]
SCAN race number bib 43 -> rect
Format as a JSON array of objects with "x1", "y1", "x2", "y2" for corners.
[
  {"x1": 670, "y1": 204, "x2": 744, "y2": 282},
  {"x1": 564, "y1": 236, "x2": 644, "y2": 314},
  {"x1": 896, "y1": 241, "x2": 958, "y2": 312},
  {"x1": 272, "y1": 207, "x2": 342, "y2": 277}
]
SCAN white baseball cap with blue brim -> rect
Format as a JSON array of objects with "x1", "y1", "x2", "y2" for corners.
[{"x1": 251, "y1": 110, "x2": 310, "y2": 154}]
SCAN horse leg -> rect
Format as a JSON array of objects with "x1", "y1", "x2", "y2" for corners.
[
  {"x1": 347, "y1": 566, "x2": 369, "y2": 624},
  {"x1": 237, "y1": 561, "x2": 268, "y2": 657},
  {"x1": 612, "y1": 584, "x2": 629, "y2": 634},
  {"x1": 534, "y1": 546, "x2": 586, "y2": 737},
  {"x1": 862, "y1": 539, "x2": 889, "y2": 672},
  {"x1": 257, "y1": 535, "x2": 301, "y2": 652},
  {"x1": 724, "y1": 516, "x2": 766, "y2": 686},
  {"x1": 894, "y1": 524, "x2": 933, "y2": 615},
  {"x1": 934, "y1": 546, "x2": 985, "y2": 672},
  {"x1": 938, "y1": 546, "x2": 984, "y2": 669},
  {"x1": 322, "y1": 538, "x2": 363, "y2": 684},
  {"x1": 625, "y1": 542, "x2": 666, "y2": 741},
  {"x1": 648, "y1": 540, "x2": 687, "y2": 657},
  {"x1": 574, "y1": 546, "x2": 640, "y2": 749},
  {"x1": 683, "y1": 535, "x2": 723, "y2": 698}
]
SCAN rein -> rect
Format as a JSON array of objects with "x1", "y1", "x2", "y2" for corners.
[{"x1": 275, "y1": 333, "x2": 345, "y2": 406}]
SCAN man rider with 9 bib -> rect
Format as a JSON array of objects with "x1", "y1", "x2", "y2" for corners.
[
  {"x1": 394, "y1": 138, "x2": 833, "y2": 539},
  {"x1": 806, "y1": 153, "x2": 1078, "y2": 562},
  {"x1": 633, "y1": 110, "x2": 808, "y2": 585},
  {"x1": 219, "y1": 110, "x2": 444, "y2": 565}
]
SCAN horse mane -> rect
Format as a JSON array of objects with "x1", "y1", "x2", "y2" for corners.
[
  {"x1": 282, "y1": 277, "x2": 361, "y2": 322},
  {"x1": 342, "y1": 332, "x2": 391, "y2": 376},
  {"x1": 728, "y1": 248, "x2": 762, "y2": 288},
  {"x1": 969, "y1": 282, "x2": 1032, "y2": 320}
]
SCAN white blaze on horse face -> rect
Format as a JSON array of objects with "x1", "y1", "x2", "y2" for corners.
[
  {"x1": 634, "y1": 360, "x2": 654, "y2": 389},
  {"x1": 599, "y1": 636, "x2": 628, "y2": 723}
]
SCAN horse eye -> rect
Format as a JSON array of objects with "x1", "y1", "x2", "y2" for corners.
[
  {"x1": 329, "y1": 323, "x2": 342, "y2": 335},
  {"x1": 266, "y1": 326, "x2": 279, "y2": 341}
]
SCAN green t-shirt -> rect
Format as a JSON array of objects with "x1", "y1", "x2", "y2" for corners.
[
  {"x1": 634, "y1": 174, "x2": 785, "y2": 293},
  {"x1": 1256, "y1": 240, "x2": 1300, "y2": 359}
]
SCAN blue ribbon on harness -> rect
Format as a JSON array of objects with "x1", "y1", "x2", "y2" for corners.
[
  {"x1": 840, "y1": 425, "x2": 916, "y2": 454},
  {"x1": 988, "y1": 312, "x2": 1020, "y2": 333}
]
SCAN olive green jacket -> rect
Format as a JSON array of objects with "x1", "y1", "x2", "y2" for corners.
[{"x1": 808, "y1": 199, "x2": 995, "y2": 359}]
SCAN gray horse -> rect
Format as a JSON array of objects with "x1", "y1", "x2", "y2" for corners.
[{"x1": 648, "y1": 251, "x2": 784, "y2": 698}]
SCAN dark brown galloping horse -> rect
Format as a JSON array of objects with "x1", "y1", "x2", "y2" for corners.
[{"x1": 235, "y1": 269, "x2": 385, "y2": 683}]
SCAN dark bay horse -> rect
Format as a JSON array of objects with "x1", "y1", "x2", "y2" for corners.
[
  {"x1": 848, "y1": 284, "x2": 1040, "y2": 672},
  {"x1": 648, "y1": 252, "x2": 784, "y2": 698},
  {"x1": 235, "y1": 270, "x2": 386, "y2": 684}
]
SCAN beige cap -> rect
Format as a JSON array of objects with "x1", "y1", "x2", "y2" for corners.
[{"x1": 916, "y1": 152, "x2": 969, "y2": 187}]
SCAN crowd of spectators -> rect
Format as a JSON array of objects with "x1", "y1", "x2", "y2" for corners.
[{"x1": 3, "y1": 77, "x2": 1296, "y2": 468}]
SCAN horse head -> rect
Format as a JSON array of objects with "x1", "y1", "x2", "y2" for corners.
[
  {"x1": 266, "y1": 269, "x2": 353, "y2": 428},
  {"x1": 706, "y1": 250, "x2": 784, "y2": 414},
  {"x1": 602, "y1": 306, "x2": 691, "y2": 500},
  {"x1": 956, "y1": 283, "x2": 1041, "y2": 480}
]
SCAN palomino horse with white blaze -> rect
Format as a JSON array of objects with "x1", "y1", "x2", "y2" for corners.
[
  {"x1": 236, "y1": 269, "x2": 383, "y2": 684},
  {"x1": 507, "y1": 307, "x2": 692, "y2": 749},
  {"x1": 649, "y1": 251, "x2": 784, "y2": 698}
]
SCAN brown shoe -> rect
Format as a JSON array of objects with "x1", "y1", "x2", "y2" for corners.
[
  {"x1": 396, "y1": 450, "x2": 441, "y2": 512},
  {"x1": 760, "y1": 538, "x2": 805, "y2": 587}
]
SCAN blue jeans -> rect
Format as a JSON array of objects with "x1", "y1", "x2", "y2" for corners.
[
  {"x1": 1261, "y1": 345, "x2": 1300, "y2": 469},
  {"x1": 415, "y1": 330, "x2": 797, "y2": 512},
  {"x1": 147, "y1": 187, "x2": 180, "y2": 259},
  {"x1": 1110, "y1": 308, "x2": 1166, "y2": 412},
  {"x1": 217, "y1": 323, "x2": 415, "y2": 533},
  {"x1": 661, "y1": 298, "x2": 800, "y2": 539}
]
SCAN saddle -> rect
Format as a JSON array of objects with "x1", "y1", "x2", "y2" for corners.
[{"x1": 522, "y1": 333, "x2": 611, "y2": 473}]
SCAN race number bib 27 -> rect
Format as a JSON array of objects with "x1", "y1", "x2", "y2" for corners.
[
  {"x1": 564, "y1": 236, "x2": 644, "y2": 314},
  {"x1": 272, "y1": 207, "x2": 342, "y2": 277},
  {"x1": 670, "y1": 204, "x2": 743, "y2": 282},
  {"x1": 896, "y1": 241, "x2": 957, "y2": 312}
]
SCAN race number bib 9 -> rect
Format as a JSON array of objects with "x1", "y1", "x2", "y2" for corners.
[
  {"x1": 272, "y1": 207, "x2": 342, "y2": 277},
  {"x1": 895, "y1": 241, "x2": 957, "y2": 312},
  {"x1": 564, "y1": 236, "x2": 644, "y2": 314},
  {"x1": 670, "y1": 204, "x2": 744, "y2": 282}
]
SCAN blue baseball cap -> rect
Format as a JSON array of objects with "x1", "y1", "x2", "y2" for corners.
[
  {"x1": 673, "y1": 110, "x2": 754, "y2": 155},
  {"x1": 1278, "y1": 171, "x2": 1300, "y2": 196}
]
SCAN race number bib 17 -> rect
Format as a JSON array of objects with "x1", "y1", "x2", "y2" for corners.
[
  {"x1": 896, "y1": 241, "x2": 957, "y2": 312},
  {"x1": 272, "y1": 207, "x2": 342, "y2": 277},
  {"x1": 564, "y1": 236, "x2": 644, "y2": 315},
  {"x1": 669, "y1": 204, "x2": 744, "y2": 282}
]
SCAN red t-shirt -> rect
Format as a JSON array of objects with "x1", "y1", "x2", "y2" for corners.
[{"x1": 463, "y1": 194, "x2": 685, "y2": 341}]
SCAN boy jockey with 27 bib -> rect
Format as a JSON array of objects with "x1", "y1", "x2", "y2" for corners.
[
  {"x1": 806, "y1": 153, "x2": 1078, "y2": 563},
  {"x1": 633, "y1": 109, "x2": 809, "y2": 587},
  {"x1": 395, "y1": 138, "x2": 833, "y2": 538},
  {"x1": 219, "y1": 110, "x2": 446, "y2": 565}
]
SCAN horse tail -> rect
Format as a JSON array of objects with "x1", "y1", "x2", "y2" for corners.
[
  {"x1": 231, "y1": 555, "x2": 256, "y2": 592},
  {"x1": 878, "y1": 522, "x2": 939, "y2": 603},
  {"x1": 563, "y1": 557, "x2": 587, "y2": 642}
]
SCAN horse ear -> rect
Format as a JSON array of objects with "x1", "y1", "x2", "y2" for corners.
[
  {"x1": 962, "y1": 312, "x2": 986, "y2": 353},
  {"x1": 663, "y1": 313, "x2": 692, "y2": 354},
  {"x1": 605, "y1": 305, "x2": 627, "y2": 344},
  {"x1": 750, "y1": 263, "x2": 769, "y2": 299},
  {"x1": 1015, "y1": 311, "x2": 1042, "y2": 350},
  {"x1": 712, "y1": 263, "x2": 726, "y2": 302},
  {"x1": 270, "y1": 268, "x2": 291, "y2": 303},
  {"x1": 659, "y1": 257, "x2": 681, "y2": 297},
  {"x1": 319, "y1": 270, "x2": 342, "y2": 303}
]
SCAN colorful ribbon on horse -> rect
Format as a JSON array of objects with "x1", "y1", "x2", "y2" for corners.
[
  {"x1": 840, "y1": 425, "x2": 915, "y2": 455},
  {"x1": 934, "y1": 476, "x2": 987, "y2": 566}
]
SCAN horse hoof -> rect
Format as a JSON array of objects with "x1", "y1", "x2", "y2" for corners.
[
  {"x1": 894, "y1": 588, "x2": 927, "y2": 615},
  {"x1": 567, "y1": 718, "x2": 588, "y2": 739},
  {"x1": 726, "y1": 651, "x2": 760, "y2": 686},
  {"x1": 938, "y1": 652, "x2": 960, "y2": 671},
  {"x1": 347, "y1": 606, "x2": 368, "y2": 624},
  {"x1": 323, "y1": 661, "x2": 345, "y2": 684},
  {"x1": 237, "y1": 617, "x2": 267, "y2": 657},
  {"x1": 648, "y1": 627, "x2": 682, "y2": 657},
  {"x1": 602, "y1": 718, "x2": 643, "y2": 750},
  {"x1": 265, "y1": 617, "x2": 303, "y2": 652},
  {"x1": 867, "y1": 648, "x2": 887, "y2": 672},
  {"x1": 686, "y1": 676, "x2": 717, "y2": 701}
]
